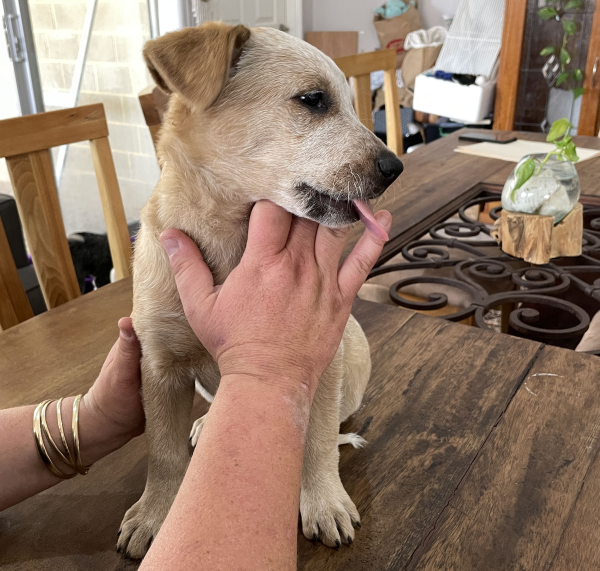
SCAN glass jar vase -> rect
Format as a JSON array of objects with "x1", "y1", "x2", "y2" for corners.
[{"x1": 501, "y1": 153, "x2": 580, "y2": 224}]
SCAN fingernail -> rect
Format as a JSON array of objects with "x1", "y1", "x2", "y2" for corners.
[
  {"x1": 161, "y1": 237, "x2": 179, "y2": 256},
  {"x1": 348, "y1": 535, "x2": 353, "y2": 545},
  {"x1": 375, "y1": 210, "x2": 392, "y2": 231},
  {"x1": 355, "y1": 521, "x2": 362, "y2": 528},
  {"x1": 335, "y1": 539, "x2": 341, "y2": 548},
  {"x1": 119, "y1": 326, "x2": 134, "y2": 342}
]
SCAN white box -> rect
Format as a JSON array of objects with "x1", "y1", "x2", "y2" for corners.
[{"x1": 413, "y1": 70, "x2": 496, "y2": 124}]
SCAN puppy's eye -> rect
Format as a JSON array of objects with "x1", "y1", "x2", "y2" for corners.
[{"x1": 298, "y1": 91, "x2": 327, "y2": 111}]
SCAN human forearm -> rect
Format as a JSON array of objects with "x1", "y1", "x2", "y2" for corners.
[
  {"x1": 0, "y1": 395, "x2": 136, "y2": 511},
  {"x1": 140, "y1": 374, "x2": 312, "y2": 571}
]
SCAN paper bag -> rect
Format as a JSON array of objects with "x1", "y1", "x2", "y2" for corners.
[
  {"x1": 402, "y1": 44, "x2": 442, "y2": 90},
  {"x1": 373, "y1": 5, "x2": 423, "y2": 67}
]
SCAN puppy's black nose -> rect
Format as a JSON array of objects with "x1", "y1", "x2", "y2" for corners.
[{"x1": 376, "y1": 151, "x2": 404, "y2": 185}]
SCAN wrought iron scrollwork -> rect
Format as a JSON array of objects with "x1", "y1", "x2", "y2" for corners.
[{"x1": 368, "y1": 192, "x2": 600, "y2": 349}]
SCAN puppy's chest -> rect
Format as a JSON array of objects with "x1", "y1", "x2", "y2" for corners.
[{"x1": 197, "y1": 226, "x2": 248, "y2": 285}]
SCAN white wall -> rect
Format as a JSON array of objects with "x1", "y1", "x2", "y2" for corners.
[{"x1": 303, "y1": 0, "x2": 460, "y2": 52}]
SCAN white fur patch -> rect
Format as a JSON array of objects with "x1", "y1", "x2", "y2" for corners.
[
  {"x1": 337, "y1": 433, "x2": 367, "y2": 448},
  {"x1": 195, "y1": 380, "x2": 214, "y2": 403}
]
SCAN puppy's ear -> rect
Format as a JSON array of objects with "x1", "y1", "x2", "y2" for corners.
[{"x1": 143, "y1": 22, "x2": 250, "y2": 108}]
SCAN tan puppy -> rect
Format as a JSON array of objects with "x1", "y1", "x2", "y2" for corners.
[{"x1": 117, "y1": 22, "x2": 403, "y2": 558}]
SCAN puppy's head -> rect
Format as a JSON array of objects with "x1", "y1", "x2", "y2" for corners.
[{"x1": 144, "y1": 23, "x2": 403, "y2": 228}]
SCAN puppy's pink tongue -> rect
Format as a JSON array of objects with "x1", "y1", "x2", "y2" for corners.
[{"x1": 352, "y1": 200, "x2": 389, "y2": 241}]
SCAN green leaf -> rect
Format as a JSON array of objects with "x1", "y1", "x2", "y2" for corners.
[
  {"x1": 547, "y1": 118, "x2": 572, "y2": 142},
  {"x1": 556, "y1": 135, "x2": 572, "y2": 148},
  {"x1": 560, "y1": 48, "x2": 572, "y2": 65},
  {"x1": 573, "y1": 86, "x2": 585, "y2": 98},
  {"x1": 538, "y1": 7, "x2": 557, "y2": 19},
  {"x1": 565, "y1": 0, "x2": 581, "y2": 10},
  {"x1": 573, "y1": 67, "x2": 583, "y2": 81},
  {"x1": 564, "y1": 142, "x2": 579, "y2": 162},
  {"x1": 556, "y1": 71, "x2": 569, "y2": 86},
  {"x1": 540, "y1": 45, "x2": 556, "y2": 56},
  {"x1": 562, "y1": 19, "x2": 577, "y2": 35},
  {"x1": 511, "y1": 158, "x2": 536, "y2": 201}
]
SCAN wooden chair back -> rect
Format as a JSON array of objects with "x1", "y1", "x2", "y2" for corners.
[
  {"x1": 334, "y1": 48, "x2": 403, "y2": 156},
  {"x1": 0, "y1": 104, "x2": 132, "y2": 328},
  {"x1": 305, "y1": 31, "x2": 359, "y2": 59},
  {"x1": 139, "y1": 86, "x2": 170, "y2": 154}
]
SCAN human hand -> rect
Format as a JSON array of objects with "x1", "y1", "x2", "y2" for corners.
[
  {"x1": 79, "y1": 317, "x2": 144, "y2": 465},
  {"x1": 160, "y1": 201, "x2": 391, "y2": 396}
]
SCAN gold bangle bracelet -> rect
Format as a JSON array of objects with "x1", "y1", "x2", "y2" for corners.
[
  {"x1": 40, "y1": 399, "x2": 75, "y2": 469},
  {"x1": 33, "y1": 394, "x2": 90, "y2": 479},
  {"x1": 56, "y1": 397, "x2": 73, "y2": 465},
  {"x1": 72, "y1": 394, "x2": 89, "y2": 476},
  {"x1": 33, "y1": 400, "x2": 76, "y2": 480}
]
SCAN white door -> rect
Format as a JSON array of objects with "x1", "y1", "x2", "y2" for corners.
[
  {"x1": 213, "y1": 0, "x2": 301, "y2": 35},
  {"x1": 218, "y1": 0, "x2": 286, "y2": 30}
]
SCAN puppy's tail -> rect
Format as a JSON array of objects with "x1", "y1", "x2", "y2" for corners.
[{"x1": 337, "y1": 433, "x2": 367, "y2": 449}]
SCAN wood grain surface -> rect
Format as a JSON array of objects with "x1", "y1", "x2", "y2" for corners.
[
  {"x1": 406, "y1": 346, "x2": 600, "y2": 571},
  {"x1": 7, "y1": 151, "x2": 81, "y2": 309},
  {"x1": 0, "y1": 217, "x2": 33, "y2": 330},
  {"x1": 493, "y1": 0, "x2": 528, "y2": 131},
  {"x1": 0, "y1": 104, "x2": 108, "y2": 159},
  {"x1": 334, "y1": 49, "x2": 397, "y2": 81},
  {"x1": 90, "y1": 137, "x2": 133, "y2": 280},
  {"x1": 305, "y1": 31, "x2": 359, "y2": 60},
  {"x1": 577, "y1": 0, "x2": 600, "y2": 137}
]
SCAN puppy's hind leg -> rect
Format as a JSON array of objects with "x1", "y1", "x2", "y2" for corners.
[
  {"x1": 117, "y1": 357, "x2": 196, "y2": 559},
  {"x1": 337, "y1": 315, "x2": 370, "y2": 450}
]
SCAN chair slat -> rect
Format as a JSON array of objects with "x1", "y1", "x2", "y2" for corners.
[
  {"x1": 0, "y1": 104, "x2": 108, "y2": 159},
  {"x1": 353, "y1": 74, "x2": 375, "y2": 132},
  {"x1": 90, "y1": 137, "x2": 133, "y2": 280},
  {"x1": 334, "y1": 49, "x2": 397, "y2": 80},
  {"x1": 6, "y1": 151, "x2": 81, "y2": 308},
  {"x1": 334, "y1": 49, "x2": 404, "y2": 156},
  {"x1": 383, "y1": 68, "x2": 403, "y2": 156},
  {"x1": 0, "y1": 217, "x2": 33, "y2": 330}
]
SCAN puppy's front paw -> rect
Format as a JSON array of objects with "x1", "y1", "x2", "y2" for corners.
[
  {"x1": 117, "y1": 496, "x2": 169, "y2": 559},
  {"x1": 300, "y1": 479, "x2": 360, "y2": 548}
]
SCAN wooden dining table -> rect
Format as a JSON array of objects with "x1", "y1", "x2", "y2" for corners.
[{"x1": 3, "y1": 131, "x2": 600, "y2": 570}]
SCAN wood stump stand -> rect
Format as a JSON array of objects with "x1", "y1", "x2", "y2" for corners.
[{"x1": 491, "y1": 202, "x2": 583, "y2": 265}]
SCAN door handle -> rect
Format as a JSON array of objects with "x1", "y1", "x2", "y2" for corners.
[
  {"x1": 2, "y1": 13, "x2": 25, "y2": 63},
  {"x1": 593, "y1": 56, "x2": 599, "y2": 88}
]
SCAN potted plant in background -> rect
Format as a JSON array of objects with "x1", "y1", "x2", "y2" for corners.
[
  {"x1": 501, "y1": 118, "x2": 580, "y2": 223},
  {"x1": 539, "y1": 0, "x2": 585, "y2": 131}
]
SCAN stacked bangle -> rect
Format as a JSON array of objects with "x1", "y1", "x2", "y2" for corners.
[{"x1": 33, "y1": 394, "x2": 90, "y2": 479}]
